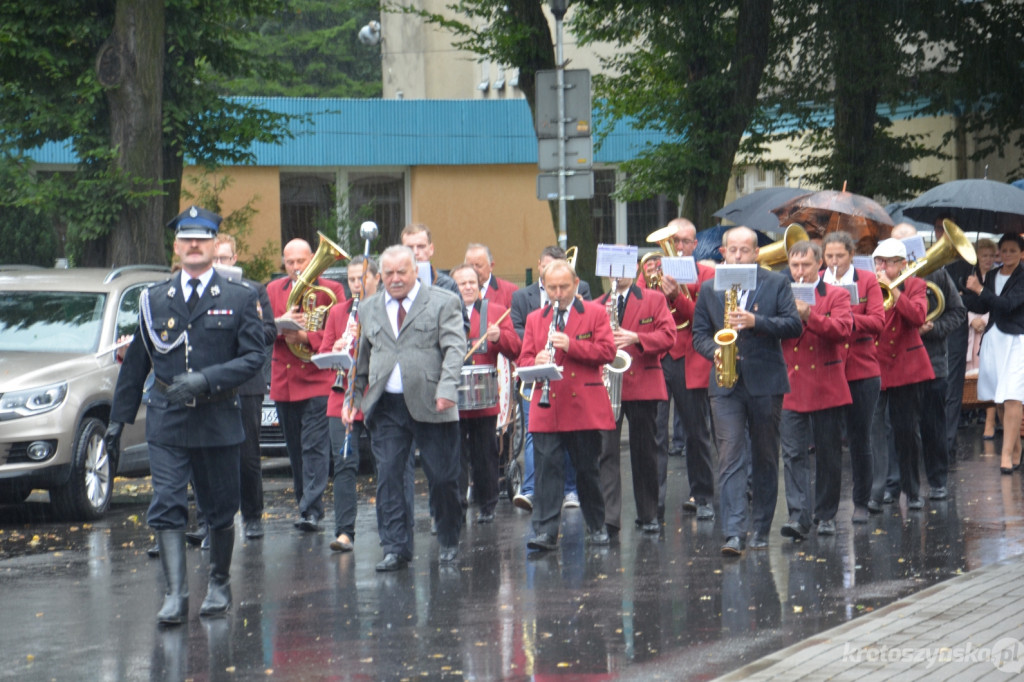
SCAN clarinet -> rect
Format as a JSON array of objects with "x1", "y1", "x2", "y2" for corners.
[{"x1": 538, "y1": 300, "x2": 558, "y2": 408}]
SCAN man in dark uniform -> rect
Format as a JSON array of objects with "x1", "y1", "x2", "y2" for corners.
[{"x1": 106, "y1": 206, "x2": 265, "y2": 624}]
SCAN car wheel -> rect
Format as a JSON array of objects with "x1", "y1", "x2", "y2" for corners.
[
  {"x1": 0, "y1": 480, "x2": 33, "y2": 504},
  {"x1": 50, "y1": 417, "x2": 114, "y2": 521}
]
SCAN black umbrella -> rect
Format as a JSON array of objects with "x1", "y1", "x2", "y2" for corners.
[
  {"x1": 902, "y1": 179, "x2": 1024, "y2": 234},
  {"x1": 713, "y1": 187, "x2": 811, "y2": 235},
  {"x1": 885, "y1": 201, "x2": 932, "y2": 233},
  {"x1": 694, "y1": 224, "x2": 774, "y2": 262}
]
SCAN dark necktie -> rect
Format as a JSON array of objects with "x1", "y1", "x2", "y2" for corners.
[
  {"x1": 555, "y1": 309, "x2": 565, "y2": 332},
  {"x1": 617, "y1": 294, "x2": 626, "y2": 326},
  {"x1": 187, "y1": 278, "x2": 201, "y2": 312},
  {"x1": 396, "y1": 298, "x2": 407, "y2": 330}
]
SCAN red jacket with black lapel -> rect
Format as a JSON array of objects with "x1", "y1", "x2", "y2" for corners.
[
  {"x1": 876, "y1": 276, "x2": 935, "y2": 390},
  {"x1": 661, "y1": 263, "x2": 716, "y2": 389},
  {"x1": 519, "y1": 298, "x2": 617, "y2": 433},
  {"x1": 783, "y1": 280, "x2": 854, "y2": 413},
  {"x1": 461, "y1": 300, "x2": 521, "y2": 419},
  {"x1": 482, "y1": 275, "x2": 519, "y2": 310},
  {"x1": 596, "y1": 284, "x2": 676, "y2": 401}
]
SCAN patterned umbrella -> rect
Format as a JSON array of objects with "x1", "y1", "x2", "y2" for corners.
[
  {"x1": 902, "y1": 179, "x2": 1024, "y2": 234},
  {"x1": 772, "y1": 188, "x2": 893, "y2": 253}
]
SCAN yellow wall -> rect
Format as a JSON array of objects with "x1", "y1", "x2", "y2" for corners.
[{"x1": 410, "y1": 164, "x2": 558, "y2": 284}]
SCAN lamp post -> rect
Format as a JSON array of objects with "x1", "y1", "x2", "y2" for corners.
[{"x1": 550, "y1": 0, "x2": 568, "y2": 249}]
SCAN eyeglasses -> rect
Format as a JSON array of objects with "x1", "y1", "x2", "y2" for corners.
[{"x1": 213, "y1": 255, "x2": 234, "y2": 263}]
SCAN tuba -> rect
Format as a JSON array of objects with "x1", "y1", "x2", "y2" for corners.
[
  {"x1": 756, "y1": 223, "x2": 809, "y2": 269},
  {"x1": 641, "y1": 225, "x2": 694, "y2": 329},
  {"x1": 879, "y1": 219, "x2": 976, "y2": 321},
  {"x1": 603, "y1": 281, "x2": 632, "y2": 420},
  {"x1": 285, "y1": 231, "x2": 351, "y2": 362},
  {"x1": 713, "y1": 284, "x2": 740, "y2": 389}
]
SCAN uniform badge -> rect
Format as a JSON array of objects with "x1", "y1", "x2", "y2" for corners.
[
  {"x1": 167, "y1": 318, "x2": 175, "y2": 329},
  {"x1": 167, "y1": 287, "x2": 176, "y2": 298},
  {"x1": 160, "y1": 330, "x2": 169, "y2": 341},
  {"x1": 576, "y1": 332, "x2": 593, "y2": 340},
  {"x1": 210, "y1": 285, "x2": 220, "y2": 297},
  {"x1": 640, "y1": 316, "x2": 654, "y2": 324}
]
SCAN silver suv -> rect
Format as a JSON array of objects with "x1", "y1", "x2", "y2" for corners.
[{"x1": 0, "y1": 266, "x2": 168, "y2": 520}]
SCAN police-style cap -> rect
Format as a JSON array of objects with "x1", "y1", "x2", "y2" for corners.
[
  {"x1": 872, "y1": 238, "x2": 907, "y2": 260},
  {"x1": 167, "y1": 205, "x2": 221, "y2": 239}
]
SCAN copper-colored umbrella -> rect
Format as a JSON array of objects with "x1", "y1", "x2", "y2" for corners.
[{"x1": 772, "y1": 187, "x2": 893, "y2": 253}]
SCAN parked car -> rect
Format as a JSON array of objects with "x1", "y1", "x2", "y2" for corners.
[{"x1": 0, "y1": 266, "x2": 168, "y2": 519}]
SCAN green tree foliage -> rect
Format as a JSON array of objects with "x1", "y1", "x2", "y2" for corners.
[{"x1": 216, "y1": 0, "x2": 382, "y2": 98}]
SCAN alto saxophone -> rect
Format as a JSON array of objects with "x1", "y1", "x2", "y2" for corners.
[
  {"x1": 713, "y1": 284, "x2": 740, "y2": 389},
  {"x1": 603, "y1": 282, "x2": 631, "y2": 420}
]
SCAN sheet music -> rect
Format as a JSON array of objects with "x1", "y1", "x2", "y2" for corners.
[
  {"x1": 660, "y1": 256, "x2": 698, "y2": 284},
  {"x1": 595, "y1": 244, "x2": 639, "y2": 279},
  {"x1": 274, "y1": 316, "x2": 303, "y2": 332},
  {"x1": 417, "y1": 262, "x2": 433, "y2": 288},
  {"x1": 311, "y1": 351, "x2": 353, "y2": 370},
  {"x1": 853, "y1": 255, "x2": 874, "y2": 273},
  {"x1": 842, "y1": 283, "x2": 859, "y2": 305},
  {"x1": 713, "y1": 264, "x2": 758, "y2": 291},
  {"x1": 902, "y1": 235, "x2": 927, "y2": 263},
  {"x1": 790, "y1": 282, "x2": 817, "y2": 305}
]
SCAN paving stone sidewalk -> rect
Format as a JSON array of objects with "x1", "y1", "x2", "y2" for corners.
[{"x1": 717, "y1": 553, "x2": 1024, "y2": 681}]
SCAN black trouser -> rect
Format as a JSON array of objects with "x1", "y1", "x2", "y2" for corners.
[
  {"x1": 459, "y1": 414, "x2": 500, "y2": 516},
  {"x1": 532, "y1": 430, "x2": 605, "y2": 539},
  {"x1": 278, "y1": 396, "x2": 331, "y2": 520},
  {"x1": 239, "y1": 393, "x2": 264, "y2": 522},
  {"x1": 598, "y1": 400, "x2": 662, "y2": 529},
  {"x1": 328, "y1": 416, "x2": 361, "y2": 539},
  {"x1": 781, "y1": 406, "x2": 844, "y2": 526},
  {"x1": 920, "y1": 376, "x2": 950, "y2": 489},
  {"x1": 945, "y1": 324, "x2": 969, "y2": 448},
  {"x1": 845, "y1": 377, "x2": 879, "y2": 510},
  {"x1": 661, "y1": 355, "x2": 715, "y2": 505},
  {"x1": 148, "y1": 442, "x2": 239, "y2": 531},
  {"x1": 876, "y1": 382, "x2": 924, "y2": 501}
]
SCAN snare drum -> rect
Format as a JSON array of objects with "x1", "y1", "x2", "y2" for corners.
[{"x1": 458, "y1": 365, "x2": 499, "y2": 411}]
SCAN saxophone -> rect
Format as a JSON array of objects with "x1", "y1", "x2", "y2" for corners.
[
  {"x1": 285, "y1": 232, "x2": 350, "y2": 362},
  {"x1": 713, "y1": 284, "x2": 740, "y2": 389},
  {"x1": 603, "y1": 282, "x2": 632, "y2": 420}
]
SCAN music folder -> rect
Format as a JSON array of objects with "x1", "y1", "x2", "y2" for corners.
[
  {"x1": 515, "y1": 364, "x2": 563, "y2": 383},
  {"x1": 311, "y1": 351, "x2": 353, "y2": 370}
]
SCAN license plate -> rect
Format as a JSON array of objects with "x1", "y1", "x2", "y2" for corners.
[{"x1": 261, "y1": 406, "x2": 278, "y2": 427}]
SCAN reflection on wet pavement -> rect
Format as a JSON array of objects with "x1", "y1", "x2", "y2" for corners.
[{"x1": 1, "y1": 426, "x2": 1022, "y2": 680}]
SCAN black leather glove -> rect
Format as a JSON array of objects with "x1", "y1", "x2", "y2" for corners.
[
  {"x1": 164, "y1": 372, "x2": 209, "y2": 405},
  {"x1": 104, "y1": 422, "x2": 123, "y2": 456}
]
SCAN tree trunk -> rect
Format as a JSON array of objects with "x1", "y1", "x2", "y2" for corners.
[
  {"x1": 830, "y1": 1, "x2": 879, "y2": 195},
  {"x1": 103, "y1": 0, "x2": 166, "y2": 266}
]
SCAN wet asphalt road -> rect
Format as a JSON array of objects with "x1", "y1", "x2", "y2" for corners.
[{"x1": 1, "y1": 424, "x2": 1023, "y2": 681}]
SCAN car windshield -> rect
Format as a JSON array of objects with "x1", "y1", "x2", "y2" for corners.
[{"x1": 0, "y1": 291, "x2": 107, "y2": 353}]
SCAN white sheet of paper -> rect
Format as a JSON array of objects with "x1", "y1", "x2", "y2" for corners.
[
  {"x1": 843, "y1": 283, "x2": 859, "y2": 305},
  {"x1": 595, "y1": 244, "x2": 639, "y2": 279},
  {"x1": 311, "y1": 351, "x2": 353, "y2": 370},
  {"x1": 853, "y1": 255, "x2": 874, "y2": 273},
  {"x1": 515, "y1": 363, "x2": 563, "y2": 383},
  {"x1": 790, "y1": 282, "x2": 817, "y2": 305},
  {"x1": 417, "y1": 262, "x2": 433, "y2": 288},
  {"x1": 902, "y1": 235, "x2": 927, "y2": 263},
  {"x1": 714, "y1": 264, "x2": 759, "y2": 291},
  {"x1": 213, "y1": 263, "x2": 244, "y2": 281},
  {"x1": 660, "y1": 256, "x2": 698, "y2": 284},
  {"x1": 274, "y1": 316, "x2": 303, "y2": 332}
]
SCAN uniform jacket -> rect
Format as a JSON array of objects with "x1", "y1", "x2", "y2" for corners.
[
  {"x1": 876, "y1": 276, "x2": 935, "y2": 390},
  {"x1": 782, "y1": 280, "x2": 853, "y2": 413},
  {"x1": 510, "y1": 279, "x2": 592, "y2": 339},
  {"x1": 461, "y1": 299, "x2": 521, "y2": 418},
  {"x1": 595, "y1": 285, "x2": 676, "y2": 401},
  {"x1": 692, "y1": 267, "x2": 803, "y2": 397},
  {"x1": 963, "y1": 262, "x2": 1024, "y2": 335},
  {"x1": 518, "y1": 298, "x2": 616, "y2": 432},
  {"x1": 830, "y1": 268, "x2": 885, "y2": 383},
  {"x1": 320, "y1": 297, "x2": 359, "y2": 419},
  {"x1": 482, "y1": 275, "x2": 519, "y2": 310},
  {"x1": 267, "y1": 276, "x2": 347, "y2": 402},
  {"x1": 663, "y1": 263, "x2": 716, "y2": 389},
  {"x1": 111, "y1": 269, "x2": 266, "y2": 448},
  {"x1": 353, "y1": 283, "x2": 466, "y2": 423},
  {"x1": 920, "y1": 268, "x2": 966, "y2": 378}
]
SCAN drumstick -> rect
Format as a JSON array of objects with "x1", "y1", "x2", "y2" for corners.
[{"x1": 464, "y1": 308, "x2": 512, "y2": 361}]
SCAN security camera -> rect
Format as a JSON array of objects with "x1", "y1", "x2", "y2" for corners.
[{"x1": 358, "y1": 20, "x2": 381, "y2": 46}]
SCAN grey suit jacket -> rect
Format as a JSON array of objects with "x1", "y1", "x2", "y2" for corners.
[{"x1": 353, "y1": 283, "x2": 466, "y2": 423}]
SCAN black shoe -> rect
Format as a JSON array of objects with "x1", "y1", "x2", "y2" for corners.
[
  {"x1": 696, "y1": 503, "x2": 715, "y2": 521},
  {"x1": 475, "y1": 512, "x2": 495, "y2": 524},
  {"x1": 852, "y1": 506, "x2": 870, "y2": 524},
  {"x1": 185, "y1": 523, "x2": 208, "y2": 546},
  {"x1": 244, "y1": 518, "x2": 264, "y2": 539},
  {"x1": 640, "y1": 521, "x2": 660, "y2": 534},
  {"x1": 780, "y1": 521, "x2": 810, "y2": 540},
  {"x1": 817, "y1": 519, "x2": 837, "y2": 535},
  {"x1": 749, "y1": 531, "x2": 769, "y2": 550},
  {"x1": 439, "y1": 544, "x2": 459, "y2": 563},
  {"x1": 929, "y1": 486, "x2": 948, "y2": 501},
  {"x1": 721, "y1": 536, "x2": 744, "y2": 556},
  {"x1": 907, "y1": 497, "x2": 925, "y2": 510},
  {"x1": 146, "y1": 542, "x2": 160, "y2": 558},
  {"x1": 297, "y1": 514, "x2": 322, "y2": 532},
  {"x1": 527, "y1": 533, "x2": 558, "y2": 551},
  {"x1": 375, "y1": 553, "x2": 408, "y2": 572},
  {"x1": 682, "y1": 497, "x2": 697, "y2": 513},
  {"x1": 882, "y1": 492, "x2": 895, "y2": 504},
  {"x1": 587, "y1": 528, "x2": 611, "y2": 545},
  {"x1": 867, "y1": 499, "x2": 883, "y2": 514}
]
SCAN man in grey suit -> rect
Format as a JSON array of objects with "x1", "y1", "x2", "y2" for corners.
[
  {"x1": 343, "y1": 245, "x2": 466, "y2": 571},
  {"x1": 692, "y1": 226, "x2": 802, "y2": 557}
]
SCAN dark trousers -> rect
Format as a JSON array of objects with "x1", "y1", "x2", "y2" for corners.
[
  {"x1": 239, "y1": 393, "x2": 264, "y2": 521},
  {"x1": 532, "y1": 430, "x2": 605, "y2": 539},
  {"x1": 875, "y1": 383, "x2": 924, "y2": 501},
  {"x1": 662, "y1": 355, "x2": 715, "y2": 504},
  {"x1": 845, "y1": 377, "x2": 879, "y2": 509},
  {"x1": 710, "y1": 385, "x2": 783, "y2": 540},
  {"x1": 459, "y1": 415, "x2": 500, "y2": 515},
  {"x1": 278, "y1": 396, "x2": 331, "y2": 520},
  {"x1": 328, "y1": 416, "x2": 362, "y2": 539},
  {"x1": 368, "y1": 393, "x2": 462, "y2": 556},
  {"x1": 598, "y1": 400, "x2": 662, "y2": 529},
  {"x1": 945, "y1": 324, "x2": 969, "y2": 448},
  {"x1": 781, "y1": 406, "x2": 844, "y2": 528},
  {"x1": 147, "y1": 442, "x2": 240, "y2": 531},
  {"x1": 920, "y1": 376, "x2": 950, "y2": 489}
]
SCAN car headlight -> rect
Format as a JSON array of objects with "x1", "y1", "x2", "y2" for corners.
[{"x1": 0, "y1": 382, "x2": 69, "y2": 420}]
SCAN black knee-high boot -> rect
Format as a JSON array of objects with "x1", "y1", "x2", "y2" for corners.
[
  {"x1": 156, "y1": 530, "x2": 189, "y2": 624},
  {"x1": 199, "y1": 526, "x2": 234, "y2": 616}
]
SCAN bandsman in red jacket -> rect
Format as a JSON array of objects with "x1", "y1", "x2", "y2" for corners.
[
  {"x1": 518, "y1": 260, "x2": 616, "y2": 552},
  {"x1": 822, "y1": 232, "x2": 885, "y2": 521},
  {"x1": 778, "y1": 241, "x2": 853, "y2": 540},
  {"x1": 870, "y1": 238, "x2": 934, "y2": 510},
  {"x1": 451, "y1": 263, "x2": 521, "y2": 523},
  {"x1": 465, "y1": 243, "x2": 520, "y2": 309},
  {"x1": 267, "y1": 238, "x2": 347, "y2": 532},
  {"x1": 595, "y1": 270, "x2": 676, "y2": 534}
]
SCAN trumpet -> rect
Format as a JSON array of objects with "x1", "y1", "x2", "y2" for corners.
[{"x1": 538, "y1": 300, "x2": 559, "y2": 409}]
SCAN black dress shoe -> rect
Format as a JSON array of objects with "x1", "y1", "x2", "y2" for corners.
[
  {"x1": 146, "y1": 543, "x2": 160, "y2": 558},
  {"x1": 527, "y1": 533, "x2": 557, "y2": 551},
  {"x1": 749, "y1": 532, "x2": 769, "y2": 550},
  {"x1": 438, "y1": 544, "x2": 459, "y2": 563},
  {"x1": 682, "y1": 497, "x2": 698, "y2": 513},
  {"x1": 375, "y1": 553, "x2": 408, "y2": 572},
  {"x1": 780, "y1": 521, "x2": 810, "y2": 540},
  {"x1": 244, "y1": 519, "x2": 265, "y2": 539},
  {"x1": 297, "y1": 515, "x2": 322, "y2": 532},
  {"x1": 475, "y1": 512, "x2": 495, "y2": 524},
  {"x1": 721, "y1": 536, "x2": 744, "y2": 556},
  {"x1": 640, "y1": 521, "x2": 660, "y2": 534},
  {"x1": 587, "y1": 528, "x2": 611, "y2": 545}
]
